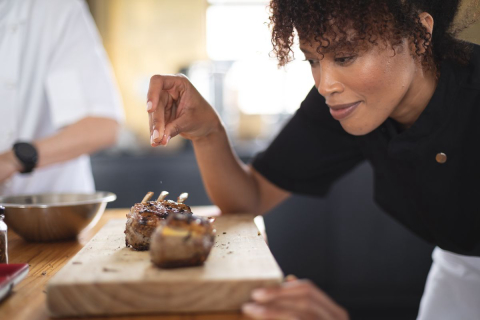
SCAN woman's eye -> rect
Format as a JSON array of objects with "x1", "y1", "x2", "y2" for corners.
[
  {"x1": 334, "y1": 56, "x2": 356, "y2": 64},
  {"x1": 303, "y1": 59, "x2": 319, "y2": 66}
]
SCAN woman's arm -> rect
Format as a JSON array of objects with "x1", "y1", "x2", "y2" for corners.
[
  {"x1": 147, "y1": 74, "x2": 290, "y2": 215},
  {"x1": 0, "y1": 117, "x2": 119, "y2": 181},
  {"x1": 193, "y1": 126, "x2": 290, "y2": 214}
]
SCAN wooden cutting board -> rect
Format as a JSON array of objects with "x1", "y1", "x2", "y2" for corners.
[{"x1": 46, "y1": 214, "x2": 283, "y2": 317}]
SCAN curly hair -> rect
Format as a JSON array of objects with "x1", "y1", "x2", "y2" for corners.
[{"x1": 269, "y1": 0, "x2": 478, "y2": 72}]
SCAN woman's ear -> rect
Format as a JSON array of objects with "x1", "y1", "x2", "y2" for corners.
[
  {"x1": 419, "y1": 12, "x2": 434, "y2": 35},
  {"x1": 417, "y1": 12, "x2": 434, "y2": 54}
]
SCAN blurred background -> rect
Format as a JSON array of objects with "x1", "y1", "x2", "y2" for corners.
[{"x1": 85, "y1": 1, "x2": 480, "y2": 319}]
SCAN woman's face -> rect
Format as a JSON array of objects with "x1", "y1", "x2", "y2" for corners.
[{"x1": 300, "y1": 39, "x2": 421, "y2": 135}]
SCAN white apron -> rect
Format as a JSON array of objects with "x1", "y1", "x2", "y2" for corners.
[{"x1": 417, "y1": 247, "x2": 480, "y2": 320}]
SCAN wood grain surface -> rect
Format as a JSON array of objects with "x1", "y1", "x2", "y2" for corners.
[{"x1": 0, "y1": 208, "x2": 273, "y2": 320}]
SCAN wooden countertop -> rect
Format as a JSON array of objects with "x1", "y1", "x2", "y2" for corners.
[{"x1": 0, "y1": 207, "x2": 255, "y2": 320}]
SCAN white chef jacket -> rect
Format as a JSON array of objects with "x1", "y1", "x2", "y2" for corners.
[{"x1": 0, "y1": 0, "x2": 124, "y2": 196}]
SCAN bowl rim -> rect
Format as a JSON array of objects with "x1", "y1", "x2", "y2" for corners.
[{"x1": 0, "y1": 191, "x2": 117, "y2": 208}]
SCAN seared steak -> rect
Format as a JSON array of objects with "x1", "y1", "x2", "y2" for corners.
[{"x1": 125, "y1": 191, "x2": 192, "y2": 250}]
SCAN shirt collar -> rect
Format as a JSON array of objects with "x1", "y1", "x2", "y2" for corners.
[{"x1": 375, "y1": 58, "x2": 459, "y2": 159}]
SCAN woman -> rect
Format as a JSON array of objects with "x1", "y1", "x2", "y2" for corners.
[{"x1": 146, "y1": 0, "x2": 480, "y2": 319}]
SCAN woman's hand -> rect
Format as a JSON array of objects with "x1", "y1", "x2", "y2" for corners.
[
  {"x1": 242, "y1": 276, "x2": 349, "y2": 320},
  {"x1": 146, "y1": 74, "x2": 222, "y2": 146}
]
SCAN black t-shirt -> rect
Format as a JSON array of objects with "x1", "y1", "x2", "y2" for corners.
[{"x1": 252, "y1": 43, "x2": 480, "y2": 257}]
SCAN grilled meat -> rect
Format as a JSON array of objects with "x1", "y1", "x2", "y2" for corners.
[
  {"x1": 150, "y1": 212, "x2": 215, "y2": 268},
  {"x1": 125, "y1": 191, "x2": 192, "y2": 251}
]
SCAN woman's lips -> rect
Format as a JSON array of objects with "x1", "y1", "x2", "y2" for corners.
[{"x1": 328, "y1": 101, "x2": 361, "y2": 121}]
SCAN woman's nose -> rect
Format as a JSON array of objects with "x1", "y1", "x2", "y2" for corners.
[{"x1": 316, "y1": 67, "x2": 344, "y2": 97}]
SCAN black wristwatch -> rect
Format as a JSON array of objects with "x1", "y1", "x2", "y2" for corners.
[{"x1": 13, "y1": 142, "x2": 38, "y2": 174}]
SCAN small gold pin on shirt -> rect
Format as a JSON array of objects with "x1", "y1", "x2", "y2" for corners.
[{"x1": 436, "y1": 153, "x2": 447, "y2": 164}]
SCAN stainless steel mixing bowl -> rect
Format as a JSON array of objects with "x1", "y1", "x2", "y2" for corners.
[{"x1": 0, "y1": 192, "x2": 116, "y2": 242}]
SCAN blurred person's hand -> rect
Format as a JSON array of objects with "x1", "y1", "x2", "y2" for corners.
[
  {"x1": 0, "y1": 150, "x2": 21, "y2": 183},
  {"x1": 146, "y1": 74, "x2": 222, "y2": 146},
  {"x1": 242, "y1": 275, "x2": 349, "y2": 320}
]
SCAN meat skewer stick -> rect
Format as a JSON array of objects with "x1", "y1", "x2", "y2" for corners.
[
  {"x1": 157, "y1": 191, "x2": 169, "y2": 202},
  {"x1": 177, "y1": 193, "x2": 188, "y2": 203},
  {"x1": 141, "y1": 192, "x2": 154, "y2": 204}
]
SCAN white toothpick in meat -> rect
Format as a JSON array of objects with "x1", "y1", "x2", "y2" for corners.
[
  {"x1": 177, "y1": 193, "x2": 188, "y2": 203},
  {"x1": 157, "y1": 191, "x2": 169, "y2": 202},
  {"x1": 141, "y1": 192, "x2": 154, "y2": 204}
]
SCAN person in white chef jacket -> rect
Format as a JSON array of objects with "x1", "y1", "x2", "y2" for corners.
[{"x1": 0, "y1": 0, "x2": 124, "y2": 196}]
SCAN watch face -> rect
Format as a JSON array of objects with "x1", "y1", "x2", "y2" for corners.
[{"x1": 17, "y1": 144, "x2": 36, "y2": 158}]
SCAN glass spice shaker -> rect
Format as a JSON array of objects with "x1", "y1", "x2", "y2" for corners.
[{"x1": 0, "y1": 206, "x2": 7, "y2": 263}]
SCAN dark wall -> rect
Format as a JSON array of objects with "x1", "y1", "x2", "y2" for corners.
[
  {"x1": 91, "y1": 150, "x2": 434, "y2": 320},
  {"x1": 91, "y1": 151, "x2": 211, "y2": 208}
]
